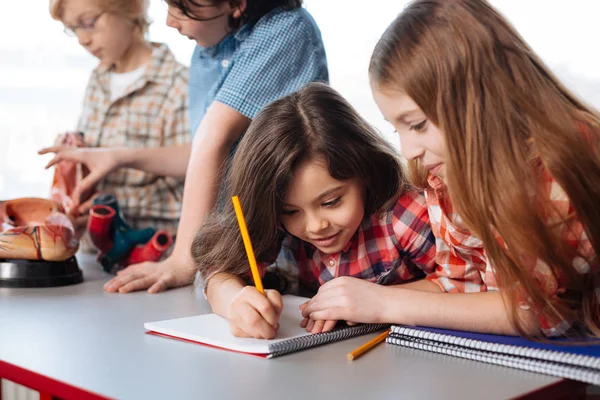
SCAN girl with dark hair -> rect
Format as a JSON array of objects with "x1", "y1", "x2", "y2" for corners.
[
  {"x1": 365, "y1": 0, "x2": 600, "y2": 338},
  {"x1": 193, "y1": 83, "x2": 436, "y2": 339},
  {"x1": 43, "y1": 0, "x2": 328, "y2": 294}
]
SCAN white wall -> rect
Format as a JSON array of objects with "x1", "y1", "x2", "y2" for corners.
[{"x1": 0, "y1": 1, "x2": 599, "y2": 198}]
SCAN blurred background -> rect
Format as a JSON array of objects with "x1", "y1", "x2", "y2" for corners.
[{"x1": 1, "y1": 0, "x2": 599, "y2": 199}]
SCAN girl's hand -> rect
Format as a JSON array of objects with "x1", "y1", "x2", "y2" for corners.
[
  {"x1": 300, "y1": 277, "x2": 390, "y2": 324},
  {"x1": 299, "y1": 302, "x2": 337, "y2": 333},
  {"x1": 227, "y1": 286, "x2": 283, "y2": 339},
  {"x1": 39, "y1": 146, "x2": 120, "y2": 206}
]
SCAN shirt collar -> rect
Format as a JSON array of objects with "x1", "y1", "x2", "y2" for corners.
[
  {"x1": 427, "y1": 173, "x2": 446, "y2": 191},
  {"x1": 195, "y1": 21, "x2": 254, "y2": 59},
  {"x1": 94, "y1": 42, "x2": 176, "y2": 91}
]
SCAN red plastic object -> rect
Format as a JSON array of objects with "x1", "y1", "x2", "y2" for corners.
[
  {"x1": 124, "y1": 230, "x2": 173, "y2": 266},
  {"x1": 87, "y1": 205, "x2": 116, "y2": 253}
]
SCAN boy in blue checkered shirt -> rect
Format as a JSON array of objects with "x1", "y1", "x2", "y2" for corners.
[{"x1": 44, "y1": 0, "x2": 329, "y2": 293}]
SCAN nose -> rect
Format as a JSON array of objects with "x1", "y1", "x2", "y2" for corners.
[
  {"x1": 305, "y1": 212, "x2": 329, "y2": 235},
  {"x1": 399, "y1": 132, "x2": 425, "y2": 162},
  {"x1": 166, "y1": 13, "x2": 181, "y2": 30},
  {"x1": 76, "y1": 30, "x2": 92, "y2": 47}
]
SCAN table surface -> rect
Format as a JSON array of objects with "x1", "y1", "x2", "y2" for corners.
[{"x1": 0, "y1": 254, "x2": 568, "y2": 400}]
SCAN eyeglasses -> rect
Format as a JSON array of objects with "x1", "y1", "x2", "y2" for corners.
[{"x1": 63, "y1": 11, "x2": 106, "y2": 37}]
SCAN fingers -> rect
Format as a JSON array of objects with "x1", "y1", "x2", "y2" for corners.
[
  {"x1": 72, "y1": 171, "x2": 104, "y2": 204},
  {"x1": 305, "y1": 318, "x2": 315, "y2": 332},
  {"x1": 38, "y1": 145, "x2": 61, "y2": 155},
  {"x1": 237, "y1": 302, "x2": 278, "y2": 339},
  {"x1": 77, "y1": 196, "x2": 96, "y2": 215},
  {"x1": 300, "y1": 317, "x2": 310, "y2": 328},
  {"x1": 311, "y1": 319, "x2": 325, "y2": 334},
  {"x1": 44, "y1": 154, "x2": 64, "y2": 169},
  {"x1": 148, "y1": 277, "x2": 172, "y2": 294},
  {"x1": 322, "y1": 320, "x2": 337, "y2": 332},
  {"x1": 251, "y1": 291, "x2": 280, "y2": 328},
  {"x1": 119, "y1": 275, "x2": 159, "y2": 293},
  {"x1": 104, "y1": 272, "x2": 156, "y2": 293},
  {"x1": 305, "y1": 307, "x2": 343, "y2": 322},
  {"x1": 265, "y1": 289, "x2": 283, "y2": 318},
  {"x1": 229, "y1": 287, "x2": 283, "y2": 339}
]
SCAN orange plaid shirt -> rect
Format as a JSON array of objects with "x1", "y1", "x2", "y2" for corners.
[
  {"x1": 77, "y1": 42, "x2": 189, "y2": 235},
  {"x1": 425, "y1": 170, "x2": 597, "y2": 337}
]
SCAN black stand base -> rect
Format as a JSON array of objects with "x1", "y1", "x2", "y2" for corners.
[{"x1": 0, "y1": 256, "x2": 83, "y2": 288}]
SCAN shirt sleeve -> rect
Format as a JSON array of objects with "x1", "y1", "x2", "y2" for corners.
[
  {"x1": 391, "y1": 190, "x2": 438, "y2": 280},
  {"x1": 215, "y1": 10, "x2": 328, "y2": 119}
]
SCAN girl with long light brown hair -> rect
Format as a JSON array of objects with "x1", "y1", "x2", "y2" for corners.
[
  {"x1": 314, "y1": 0, "x2": 600, "y2": 338},
  {"x1": 192, "y1": 83, "x2": 437, "y2": 339}
]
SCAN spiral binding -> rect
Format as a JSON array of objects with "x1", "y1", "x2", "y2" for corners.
[
  {"x1": 267, "y1": 323, "x2": 389, "y2": 358},
  {"x1": 390, "y1": 326, "x2": 600, "y2": 369},
  {"x1": 387, "y1": 329, "x2": 600, "y2": 386}
]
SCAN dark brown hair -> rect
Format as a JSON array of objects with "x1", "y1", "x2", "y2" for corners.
[
  {"x1": 370, "y1": 0, "x2": 600, "y2": 336},
  {"x1": 167, "y1": 0, "x2": 301, "y2": 29},
  {"x1": 193, "y1": 82, "x2": 408, "y2": 280}
]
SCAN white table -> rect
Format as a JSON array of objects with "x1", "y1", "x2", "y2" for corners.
[{"x1": 0, "y1": 254, "x2": 585, "y2": 399}]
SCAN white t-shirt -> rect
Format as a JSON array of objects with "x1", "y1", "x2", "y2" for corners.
[{"x1": 109, "y1": 65, "x2": 146, "y2": 102}]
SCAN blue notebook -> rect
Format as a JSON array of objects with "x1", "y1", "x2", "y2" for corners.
[{"x1": 387, "y1": 325, "x2": 600, "y2": 385}]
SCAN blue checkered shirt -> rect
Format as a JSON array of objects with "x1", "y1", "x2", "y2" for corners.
[{"x1": 188, "y1": 7, "x2": 329, "y2": 137}]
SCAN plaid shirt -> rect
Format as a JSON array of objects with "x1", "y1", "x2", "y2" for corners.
[
  {"x1": 425, "y1": 170, "x2": 597, "y2": 337},
  {"x1": 77, "y1": 43, "x2": 189, "y2": 235},
  {"x1": 260, "y1": 190, "x2": 437, "y2": 296}
]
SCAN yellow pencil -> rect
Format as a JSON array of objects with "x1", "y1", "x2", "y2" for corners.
[
  {"x1": 232, "y1": 196, "x2": 265, "y2": 295},
  {"x1": 347, "y1": 329, "x2": 390, "y2": 361}
]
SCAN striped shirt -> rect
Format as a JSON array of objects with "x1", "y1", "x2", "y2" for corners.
[{"x1": 77, "y1": 42, "x2": 189, "y2": 235}]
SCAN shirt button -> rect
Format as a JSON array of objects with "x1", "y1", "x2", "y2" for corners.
[
  {"x1": 221, "y1": 59, "x2": 230, "y2": 68},
  {"x1": 329, "y1": 259, "x2": 336, "y2": 267},
  {"x1": 518, "y1": 301, "x2": 531, "y2": 311}
]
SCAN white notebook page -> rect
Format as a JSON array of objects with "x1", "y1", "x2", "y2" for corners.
[{"x1": 144, "y1": 295, "x2": 312, "y2": 354}]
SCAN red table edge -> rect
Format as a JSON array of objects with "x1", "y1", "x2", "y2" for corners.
[
  {"x1": 0, "y1": 360, "x2": 111, "y2": 400},
  {"x1": 512, "y1": 378, "x2": 587, "y2": 400}
]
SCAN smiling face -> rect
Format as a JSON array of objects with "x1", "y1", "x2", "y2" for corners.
[
  {"x1": 280, "y1": 158, "x2": 366, "y2": 254},
  {"x1": 372, "y1": 87, "x2": 448, "y2": 181},
  {"x1": 61, "y1": 0, "x2": 140, "y2": 67},
  {"x1": 165, "y1": 0, "x2": 244, "y2": 47}
]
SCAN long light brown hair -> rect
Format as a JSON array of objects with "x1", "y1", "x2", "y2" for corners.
[
  {"x1": 370, "y1": 0, "x2": 600, "y2": 336},
  {"x1": 193, "y1": 82, "x2": 408, "y2": 280}
]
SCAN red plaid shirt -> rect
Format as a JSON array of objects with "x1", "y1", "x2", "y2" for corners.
[
  {"x1": 260, "y1": 189, "x2": 437, "y2": 295},
  {"x1": 425, "y1": 170, "x2": 597, "y2": 337}
]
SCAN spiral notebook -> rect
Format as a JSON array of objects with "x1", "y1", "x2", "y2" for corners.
[
  {"x1": 387, "y1": 325, "x2": 600, "y2": 385},
  {"x1": 144, "y1": 295, "x2": 387, "y2": 358}
]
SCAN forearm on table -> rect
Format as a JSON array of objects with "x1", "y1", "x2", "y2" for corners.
[
  {"x1": 114, "y1": 144, "x2": 191, "y2": 177},
  {"x1": 206, "y1": 273, "x2": 246, "y2": 317},
  {"x1": 382, "y1": 288, "x2": 540, "y2": 336},
  {"x1": 394, "y1": 278, "x2": 443, "y2": 292}
]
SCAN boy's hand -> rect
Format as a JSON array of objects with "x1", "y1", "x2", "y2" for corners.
[
  {"x1": 228, "y1": 287, "x2": 283, "y2": 339},
  {"x1": 39, "y1": 146, "x2": 120, "y2": 207}
]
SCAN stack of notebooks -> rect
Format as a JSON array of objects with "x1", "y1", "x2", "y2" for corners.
[
  {"x1": 387, "y1": 325, "x2": 600, "y2": 385},
  {"x1": 144, "y1": 295, "x2": 388, "y2": 358}
]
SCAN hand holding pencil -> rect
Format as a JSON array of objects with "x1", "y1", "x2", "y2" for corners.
[{"x1": 228, "y1": 196, "x2": 283, "y2": 339}]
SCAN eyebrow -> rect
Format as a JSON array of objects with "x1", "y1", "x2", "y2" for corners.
[
  {"x1": 283, "y1": 185, "x2": 345, "y2": 208},
  {"x1": 64, "y1": 11, "x2": 98, "y2": 27},
  {"x1": 395, "y1": 109, "x2": 423, "y2": 124}
]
